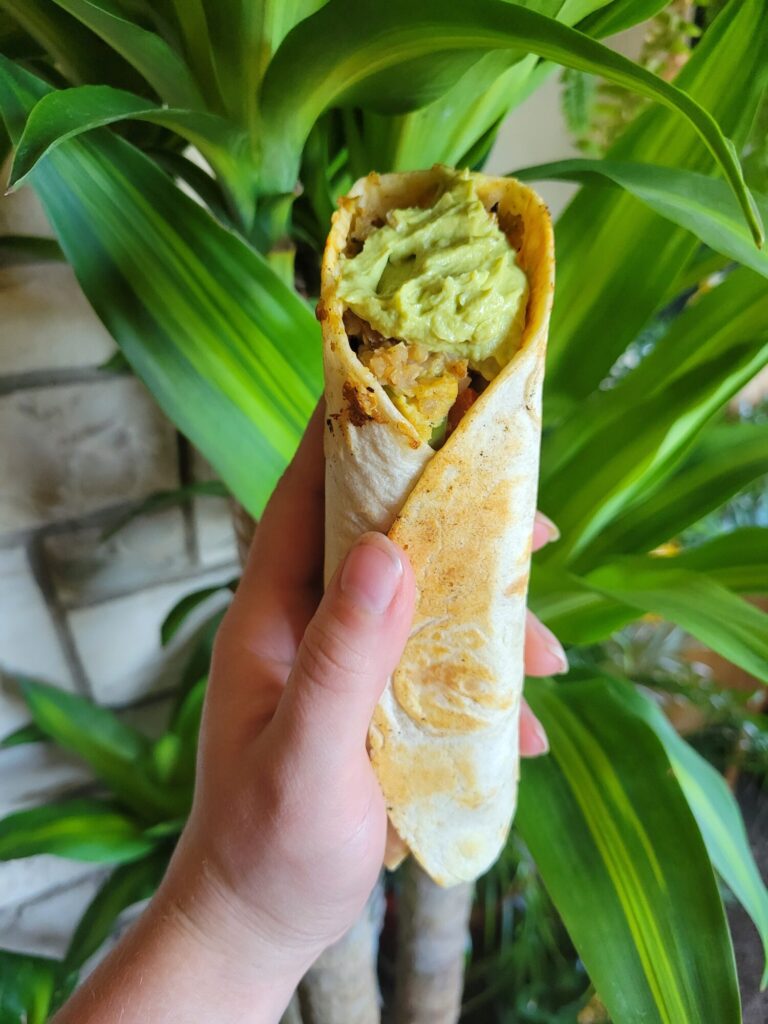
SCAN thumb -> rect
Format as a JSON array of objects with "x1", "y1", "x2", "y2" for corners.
[{"x1": 277, "y1": 532, "x2": 415, "y2": 761}]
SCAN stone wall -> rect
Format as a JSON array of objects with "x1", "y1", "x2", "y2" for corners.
[{"x1": 0, "y1": 183, "x2": 239, "y2": 959}]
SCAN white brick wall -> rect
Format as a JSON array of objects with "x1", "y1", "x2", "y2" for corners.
[{"x1": 0, "y1": 179, "x2": 239, "y2": 958}]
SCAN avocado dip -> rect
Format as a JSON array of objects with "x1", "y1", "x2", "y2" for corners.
[{"x1": 339, "y1": 169, "x2": 528, "y2": 376}]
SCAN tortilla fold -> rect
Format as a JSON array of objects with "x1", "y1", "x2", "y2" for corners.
[{"x1": 319, "y1": 166, "x2": 554, "y2": 886}]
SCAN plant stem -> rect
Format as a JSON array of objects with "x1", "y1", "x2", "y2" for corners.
[
  {"x1": 298, "y1": 881, "x2": 385, "y2": 1024},
  {"x1": 393, "y1": 862, "x2": 473, "y2": 1024}
]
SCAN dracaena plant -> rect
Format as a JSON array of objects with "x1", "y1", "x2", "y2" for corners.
[{"x1": 0, "y1": 0, "x2": 767, "y2": 1022}]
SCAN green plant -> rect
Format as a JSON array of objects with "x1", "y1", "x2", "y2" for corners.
[{"x1": 0, "y1": 0, "x2": 767, "y2": 1021}]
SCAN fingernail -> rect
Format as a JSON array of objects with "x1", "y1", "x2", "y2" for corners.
[
  {"x1": 534, "y1": 511, "x2": 560, "y2": 543},
  {"x1": 340, "y1": 533, "x2": 403, "y2": 614},
  {"x1": 520, "y1": 702, "x2": 549, "y2": 756},
  {"x1": 530, "y1": 716, "x2": 549, "y2": 755},
  {"x1": 530, "y1": 616, "x2": 569, "y2": 675}
]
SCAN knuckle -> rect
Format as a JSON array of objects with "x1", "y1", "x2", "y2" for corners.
[{"x1": 297, "y1": 613, "x2": 370, "y2": 694}]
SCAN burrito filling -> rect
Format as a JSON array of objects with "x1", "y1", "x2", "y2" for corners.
[{"x1": 338, "y1": 169, "x2": 528, "y2": 446}]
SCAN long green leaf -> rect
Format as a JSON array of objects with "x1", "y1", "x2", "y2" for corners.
[
  {"x1": 589, "y1": 422, "x2": 768, "y2": 558},
  {"x1": 603, "y1": 675, "x2": 768, "y2": 985},
  {"x1": 0, "y1": 950, "x2": 77, "y2": 1024},
  {"x1": 203, "y1": 0, "x2": 324, "y2": 131},
  {"x1": 529, "y1": 563, "x2": 636, "y2": 643},
  {"x1": 259, "y1": 0, "x2": 761, "y2": 246},
  {"x1": 9, "y1": 86, "x2": 251, "y2": 208},
  {"x1": 577, "y1": 0, "x2": 671, "y2": 37},
  {"x1": 48, "y1": 0, "x2": 204, "y2": 108},
  {"x1": 543, "y1": 268, "x2": 768, "y2": 492},
  {"x1": 103, "y1": 479, "x2": 229, "y2": 539},
  {"x1": 514, "y1": 159, "x2": 768, "y2": 278},
  {"x1": 0, "y1": 234, "x2": 64, "y2": 266},
  {"x1": 358, "y1": 52, "x2": 544, "y2": 176},
  {"x1": 14, "y1": 676, "x2": 175, "y2": 819},
  {"x1": 0, "y1": 799, "x2": 157, "y2": 863},
  {"x1": 584, "y1": 558, "x2": 768, "y2": 683},
  {"x1": 539, "y1": 269, "x2": 768, "y2": 561},
  {"x1": 674, "y1": 528, "x2": 768, "y2": 594},
  {"x1": 0, "y1": 57, "x2": 321, "y2": 519},
  {"x1": 17, "y1": 677, "x2": 147, "y2": 761},
  {"x1": 546, "y1": 0, "x2": 768, "y2": 405},
  {"x1": 517, "y1": 678, "x2": 740, "y2": 1024},
  {"x1": 160, "y1": 580, "x2": 235, "y2": 646},
  {"x1": 0, "y1": 722, "x2": 46, "y2": 749},
  {"x1": 64, "y1": 851, "x2": 168, "y2": 970},
  {"x1": 0, "y1": 0, "x2": 139, "y2": 90},
  {"x1": 353, "y1": 0, "x2": 658, "y2": 177}
]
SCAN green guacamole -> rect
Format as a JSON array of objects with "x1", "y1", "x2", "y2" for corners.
[{"x1": 338, "y1": 170, "x2": 528, "y2": 376}]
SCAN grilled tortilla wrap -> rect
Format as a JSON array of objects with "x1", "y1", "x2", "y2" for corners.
[{"x1": 319, "y1": 165, "x2": 554, "y2": 886}]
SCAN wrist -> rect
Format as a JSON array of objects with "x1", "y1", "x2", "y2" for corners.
[{"x1": 154, "y1": 827, "x2": 314, "y2": 1005}]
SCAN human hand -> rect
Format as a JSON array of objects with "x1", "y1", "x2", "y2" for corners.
[
  {"x1": 159, "y1": 404, "x2": 566, "y2": 1003},
  {"x1": 54, "y1": 405, "x2": 566, "y2": 1024}
]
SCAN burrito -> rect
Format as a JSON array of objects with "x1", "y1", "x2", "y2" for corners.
[{"x1": 319, "y1": 165, "x2": 554, "y2": 886}]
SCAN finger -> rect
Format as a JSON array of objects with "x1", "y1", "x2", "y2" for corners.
[
  {"x1": 276, "y1": 533, "x2": 416, "y2": 764},
  {"x1": 532, "y1": 511, "x2": 559, "y2": 553},
  {"x1": 222, "y1": 402, "x2": 326, "y2": 668},
  {"x1": 524, "y1": 610, "x2": 568, "y2": 676},
  {"x1": 519, "y1": 699, "x2": 549, "y2": 757}
]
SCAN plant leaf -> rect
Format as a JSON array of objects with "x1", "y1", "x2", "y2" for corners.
[
  {"x1": 0, "y1": 949, "x2": 77, "y2": 1024},
  {"x1": 259, "y1": 0, "x2": 761, "y2": 247},
  {"x1": 202, "y1": 0, "x2": 324, "y2": 131},
  {"x1": 0, "y1": 57, "x2": 321, "y2": 520},
  {"x1": 0, "y1": 798, "x2": 157, "y2": 863},
  {"x1": 674, "y1": 528, "x2": 768, "y2": 595},
  {"x1": 584, "y1": 558, "x2": 768, "y2": 683},
  {"x1": 8, "y1": 85, "x2": 252, "y2": 216},
  {"x1": 14, "y1": 676, "x2": 173, "y2": 819},
  {"x1": 577, "y1": 0, "x2": 672, "y2": 38},
  {"x1": 0, "y1": 234, "x2": 64, "y2": 266},
  {"x1": 0, "y1": 722, "x2": 46, "y2": 749},
  {"x1": 589, "y1": 421, "x2": 768, "y2": 558},
  {"x1": 539, "y1": 268, "x2": 768, "y2": 562},
  {"x1": 160, "y1": 580, "x2": 235, "y2": 646},
  {"x1": 47, "y1": 0, "x2": 204, "y2": 108},
  {"x1": 64, "y1": 851, "x2": 168, "y2": 971},
  {"x1": 545, "y1": 0, "x2": 768, "y2": 406},
  {"x1": 103, "y1": 480, "x2": 229, "y2": 539},
  {"x1": 528, "y1": 563, "x2": 637, "y2": 644},
  {"x1": 0, "y1": 0, "x2": 140, "y2": 91},
  {"x1": 514, "y1": 159, "x2": 768, "y2": 278},
  {"x1": 603, "y1": 675, "x2": 768, "y2": 986},
  {"x1": 517, "y1": 677, "x2": 740, "y2": 1024}
]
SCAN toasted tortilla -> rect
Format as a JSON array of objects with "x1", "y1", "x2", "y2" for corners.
[{"x1": 319, "y1": 166, "x2": 554, "y2": 886}]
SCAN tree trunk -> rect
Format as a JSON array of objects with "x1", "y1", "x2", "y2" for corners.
[
  {"x1": 299, "y1": 881, "x2": 385, "y2": 1024},
  {"x1": 393, "y1": 861, "x2": 473, "y2": 1024},
  {"x1": 280, "y1": 995, "x2": 304, "y2": 1024}
]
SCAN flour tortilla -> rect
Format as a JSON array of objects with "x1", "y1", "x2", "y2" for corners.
[{"x1": 319, "y1": 166, "x2": 554, "y2": 886}]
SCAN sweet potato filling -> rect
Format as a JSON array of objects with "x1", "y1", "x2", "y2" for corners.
[{"x1": 344, "y1": 310, "x2": 483, "y2": 447}]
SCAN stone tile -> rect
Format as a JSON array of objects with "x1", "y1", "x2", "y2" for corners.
[
  {"x1": 43, "y1": 508, "x2": 192, "y2": 607},
  {"x1": 0, "y1": 175, "x2": 54, "y2": 237},
  {"x1": 0, "y1": 857, "x2": 96, "y2": 913},
  {"x1": 0, "y1": 869, "x2": 107, "y2": 957},
  {"x1": 0, "y1": 378, "x2": 179, "y2": 535},
  {"x1": 0, "y1": 546, "x2": 75, "y2": 736},
  {"x1": 68, "y1": 568, "x2": 234, "y2": 705},
  {"x1": 0, "y1": 744, "x2": 92, "y2": 819},
  {"x1": 0, "y1": 265, "x2": 117, "y2": 375},
  {"x1": 191, "y1": 450, "x2": 239, "y2": 568}
]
